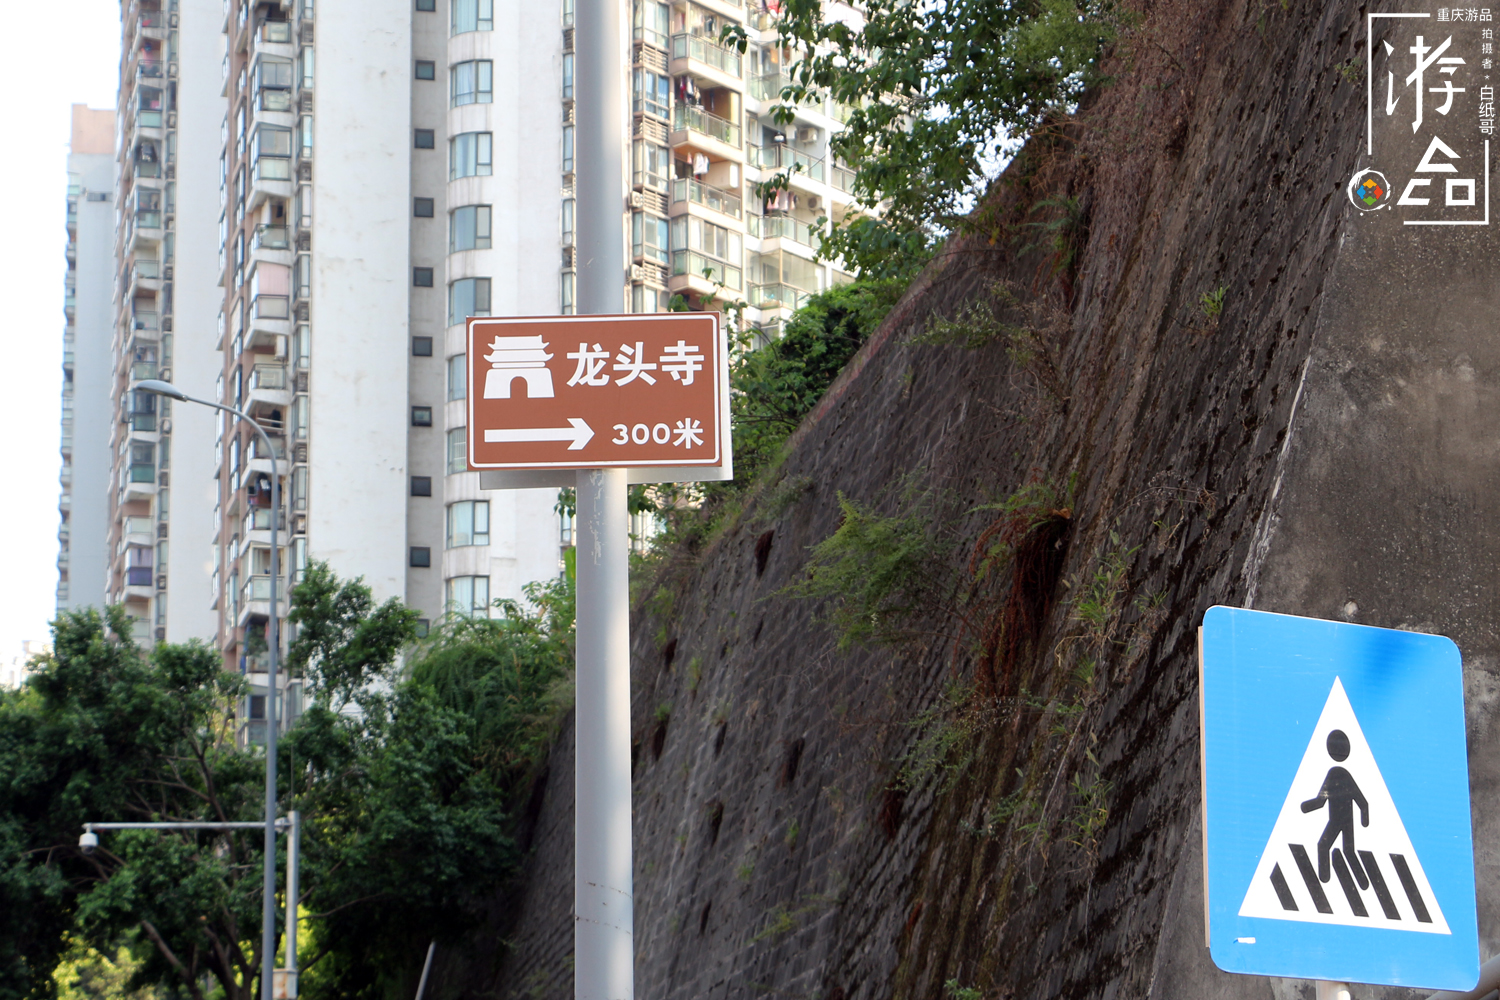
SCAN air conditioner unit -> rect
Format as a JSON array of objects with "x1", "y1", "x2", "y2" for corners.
[
  {"x1": 807, "y1": 195, "x2": 821, "y2": 211},
  {"x1": 162, "y1": 419, "x2": 173, "y2": 434},
  {"x1": 629, "y1": 191, "x2": 644, "y2": 209},
  {"x1": 796, "y1": 126, "x2": 818, "y2": 143}
]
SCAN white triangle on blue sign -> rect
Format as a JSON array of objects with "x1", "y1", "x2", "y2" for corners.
[{"x1": 1238, "y1": 677, "x2": 1450, "y2": 934}]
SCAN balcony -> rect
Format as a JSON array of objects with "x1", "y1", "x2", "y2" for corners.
[
  {"x1": 750, "y1": 72, "x2": 784, "y2": 102},
  {"x1": 125, "y1": 566, "x2": 154, "y2": 588},
  {"x1": 130, "y1": 258, "x2": 163, "y2": 297},
  {"x1": 246, "y1": 365, "x2": 292, "y2": 417},
  {"x1": 252, "y1": 295, "x2": 290, "y2": 321},
  {"x1": 831, "y1": 162, "x2": 855, "y2": 193},
  {"x1": 254, "y1": 225, "x2": 290, "y2": 250},
  {"x1": 671, "y1": 249, "x2": 742, "y2": 291},
  {"x1": 670, "y1": 33, "x2": 742, "y2": 79},
  {"x1": 673, "y1": 105, "x2": 741, "y2": 149},
  {"x1": 751, "y1": 143, "x2": 825, "y2": 183},
  {"x1": 749, "y1": 283, "x2": 813, "y2": 311},
  {"x1": 131, "y1": 361, "x2": 159, "y2": 381},
  {"x1": 132, "y1": 311, "x2": 161, "y2": 336},
  {"x1": 749, "y1": 214, "x2": 817, "y2": 247},
  {"x1": 671, "y1": 177, "x2": 742, "y2": 218}
]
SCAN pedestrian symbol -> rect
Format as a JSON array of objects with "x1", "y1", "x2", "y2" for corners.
[
  {"x1": 1238, "y1": 678, "x2": 1449, "y2": 934},
  {"x1": 1200, "y1": 606, "x2": 1478, "y2": 990}
]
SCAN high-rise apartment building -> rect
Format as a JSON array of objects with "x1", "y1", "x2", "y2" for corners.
[
  {"x1": 59, "y1": 106, "x2": 118, "y2": 615},
  {"x1": 104, "y1": 0, "x2": 220, "y2": 646},
  {"x1": 97, "y1": 0, "x2": 858, "y2": 728}
]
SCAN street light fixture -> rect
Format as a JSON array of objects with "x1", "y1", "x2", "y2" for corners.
[
  {"x1": 79, "y1": 817, "x2": 301, "y2": 998},
  {"x1": 132, "y1": 378, "x2": 286, "y2": 1000}
]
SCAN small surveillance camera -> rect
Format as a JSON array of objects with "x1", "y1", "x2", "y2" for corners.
[{"x1": 79, "y1": 831, "x2": 98, "y2": 855}]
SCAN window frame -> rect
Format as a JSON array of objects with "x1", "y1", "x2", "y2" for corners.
[
  {"x1": 450, "y1": 204, "x2": 493, "y2": 251},
  {"x1": 451, "y1": 60, "x2": 494, "y2": 106},
  {"x1": 447, "y1": 499, "x2": 491, "y2": 548},
  {"x1": 448, "y1": 353, "x2": 468, "y2": 400},
  {"x1": 449, "y1": 131, "x2": 494, "y2": 179}
]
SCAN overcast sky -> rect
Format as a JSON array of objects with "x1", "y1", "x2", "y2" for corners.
[{"x1": 0, "y1": 1, "x2": 121, "y2": 661}]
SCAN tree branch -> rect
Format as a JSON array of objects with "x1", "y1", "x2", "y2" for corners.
[{"x1": 140, "y1": 920, "x2": 207, "y2": 1000}]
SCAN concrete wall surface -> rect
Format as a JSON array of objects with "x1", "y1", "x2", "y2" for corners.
[{"x1": 433, "y1": 2, "x2": 1500, "y2": 999}]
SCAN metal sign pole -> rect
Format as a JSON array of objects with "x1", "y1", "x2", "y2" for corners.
[
  {"x1": 574, "y1": 0, "x2": 631, "y2": 990},
  {"x1": 574, "y1": 467, "x2": 631, "y2": 1000}
]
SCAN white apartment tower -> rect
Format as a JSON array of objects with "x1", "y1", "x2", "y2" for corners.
[
  {"x1": 101, "y1": 0, "x2": 858, "y2": 701},
  {"x1": 59, "y1": 106, "x2": 117, "y2": 615}
]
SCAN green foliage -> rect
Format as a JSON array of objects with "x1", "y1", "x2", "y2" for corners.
[
  {"x1": 778, "y1": 488, "x2": 944, "y2": 649},
  {"x1": 0, "y1": 562, "x2": 578, "y2": 1000},
  {"x1": 286, "y1": 561, "x2": 421, "y2": 710},
  {"x1": 728, "y1": 278, "x2": 906, "y2": 489},
  {"x1": 1067, "y1": 739, "x2": 1112, "y2": 861},
  {"x1": 1198, "y1": 285, "x2": 1225, "y2": 322},
  {"x1": 0, "y1": 607, "x2": 261, "y2": 1000},
  {"x1": 913, "y1": 295, "x2": 1015, "y2": 350},
  {"x1": 895, "y1": 679, "x2": 981, "y2": 793},
  {"x1": 944, "y1": 980, "x2": 985, "y2": 1000},
  {"x1": 740, "y1": 0, "x2": 1122, "y2": 275},
  {"x1": 1072, "y1": 532, "x2": 1138, "y2": 649},
  {"x1": 751, "y1": 905, "x2": 798, "y2": 943},
  {"x1": 53, "y1": 937, "x2": 167, "y2": 1000}
]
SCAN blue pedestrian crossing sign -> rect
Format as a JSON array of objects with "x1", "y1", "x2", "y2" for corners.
[{"x1": 1200, "y1": 606, "x2": 1478, "y2": 990}]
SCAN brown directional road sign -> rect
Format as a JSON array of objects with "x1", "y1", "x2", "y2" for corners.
[{"x1": 466, "y1": 313, "x2": 729, "y2": 473}]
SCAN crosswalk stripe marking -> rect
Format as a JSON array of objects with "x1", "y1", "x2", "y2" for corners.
[
  {"x1": 1290, "y1": 844, "x2": 1335, "y2": 914},
  {"x1": 1392, "y1": 855, "x2": 1432, "y2": 924},
  {"x1": 1359, "y1": 850, "x2": 1401, "y2": 920}
]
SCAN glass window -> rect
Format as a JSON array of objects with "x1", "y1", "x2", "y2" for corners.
[
  {"x1": 417, "y1": 0, "x2": 436, "y2": 10},
  {"x1": 450, "y1": 131, "x2": 493, "y2": 179},
  {"x1": 293, "y1": 466, "x2": 308, "y2": 510},
  {"x1": 448, "y1": 277, "x2": 491, "y2": 326},
  {"x1": 445, "y1": 575, "x2": 491, "y2": 617},
  {"x1": 415, "y1": 60, "x2": 437, "y2": 81},
  {"x1": 414, "y1": 266, "x2": 435, "y2": 287},
  {"x1": 411, "y1": 475, "x2": 433, "y2": 496},
  {"x1": 632, "y1": 212, "x2": 669, "y2": 264},
  {"x1": 633, "y1": 69, "x2": 670, "y2": 119},
  {"x1": 299, "y1": 47, "x2": 314, "y2": 89},
  {"x1": 299, "y1": 115, "x2": 314, "y2": 156},
  {"x1": 560, "y1": 271, "x2": 575, "y2": 315},
  {"x1": 671, "y1": 215, "x2": 741, "y2": 261},
  {"x1": 562, "y1": 126, "x2": 575, "y2": 174},
  {"x1": 412, "y1": 336, "x2": 434, "y2": 357},
  {"x1": 562, "y1": 198, "x2": 575, "y2": 244},
  {"x1": 562, "y1": 53, "x2": 574, "y2": 100},
  {"x1": 448, "y1": 354, "x2": 467, "y2": 400},
  {"x1": 414, "y1": 196, "x2": 435, "y2": 217},
  {"x1": 446, "y1": 428, "x2": 468, "y2": 474},
  {"x1": 447, "y1": 500, "x2": 491, "y2": 547},
  {"x1": 451, "y1": 60, "x2": 493, "y2": 105},
  {"x1": 632, "y1": 140, "x2": 669, "y2": 191},
  {"x1": 452, "y1": 0, "x2": 494, "y2": 33},
  {"x1": 258, "y1": 56, "x2": 294, "y2": 90},
  {"x1": 411, "y1": 406, "x2": 433, "y2": 427},
  {"x1": 450, "y1": 205, "x2": 493, "y2": 251},
  {"x1": 294, "y1": 324, "x2": 310, "y2": 368},
  {"x1": 633, "y1": 0, "x2": 669, "y2": 46},
  {"x1": 415, "y1": 128, "x2": 437, "y2": 150}
]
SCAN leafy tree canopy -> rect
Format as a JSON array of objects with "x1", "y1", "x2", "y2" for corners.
[
  {"x1": 0, "y1": 564, "x2": 574, "y2": 1000},
  {"x1": 728, "y1": 0, "x2": 1121, "y2": 278}
]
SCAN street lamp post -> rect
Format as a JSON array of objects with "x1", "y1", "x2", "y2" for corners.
[
  {"x1": 80, "y1": 816, "x2": 300, "y2": 997},
  {"x1": 133, "y1": 379, "x2": 285, "y2": 1000}
]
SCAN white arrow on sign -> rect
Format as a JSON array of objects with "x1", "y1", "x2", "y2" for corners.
[{"x1": 483, "y1": 418, "x2": 595, "y2": 450}]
